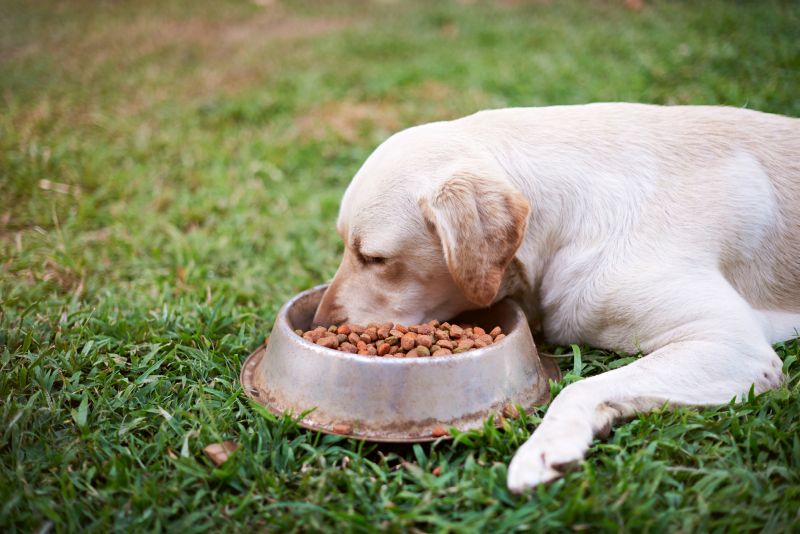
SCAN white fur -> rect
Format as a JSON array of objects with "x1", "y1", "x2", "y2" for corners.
[{"x1": 313, "y1": 103, "x2": 800, "y2": 492}]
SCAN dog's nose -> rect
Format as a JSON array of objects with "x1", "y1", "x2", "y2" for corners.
[
  {"x1": 313, "y1": 284, "x2": 347, "y2": 327},
  {"x1": 312, "y1": 311, "x2": 348, "y2": 329},
  {"x1": 312, "y1": 312, "x2": 347, "y2": 329}
]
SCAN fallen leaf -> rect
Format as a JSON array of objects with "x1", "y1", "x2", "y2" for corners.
[
  {"x1": 203, "y1": 441, "x2": 239, "y2": 466},
  {"x1": 502, "y1": 403, "x2": 520, "y2": 419}
]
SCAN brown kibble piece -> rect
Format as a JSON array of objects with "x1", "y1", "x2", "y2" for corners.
[
  {"x1": 384, "y1": 335, "x2": 399, "y2": 346},
  {"x1": 435, "y1": 329, "x2": 450, "y2": 340},
  {"x1": 333, "y1": 423, "x2": 352, "y2": 435},
  {"x1": 366, "y1": 345, "x2": 377, "y2": 356},
  {"x1": 389, "y1": 345, "x2": 399, "y2": 355},
  {"x1": 416, "y1": 345, "x2": 431, "y2": 357},
  {"x1": 350, "y1": 324, "x2": 365, "y2": 335},
  {"x1": 364, "y1": 327, "x2": 378, "y2": 342},
  {"x1": 360, "y1": 333, "x2": 371, "y2": 344},
  {"x1": 340, "y1": 342, "x2": 357, "y2": 354},
  {"x1": 377, "y1": 325, "x2": 391, "y2": 339},
  {"x1": 458, "y1": 338, "x2": 475, "y2": 350},
  {"x1": 415, "y1": 324, "x2": 433, "y2": 335},
  {"x1": 405, "y1": 348, "x2": 419, "y2": 357},
  {"x1": 394, "y1": 324, "x2": 409, "y2": 334},
  {"x1": 303, "y1": 327, "x2": 325, "y2": 343},
  {"x1": 401, "y1": 333, "x2": 416, "y2": 351},
  {"x1": 348, "y1": 332, "x2": 361, "y2": 345},
  {"x1": 337, "y1": 324, "x2": 351, "y2": 335},
  {"x1": 317, "y1": 336, "x2": 339, "y2": 349},
  {"x1": 433, "y1": 348, "x2": 452, "y2": 356},
  {"x1": 337, "y1": 334, "x2": 348, "y2": 344},
  {"x1": 494, "y1": 333, "x2": 506, "y2": 342},
  {"x1": 416, "y1": 334, "x2": 433, "y2": 348},
  {"x1": 437, "y1": 339, "x2": 454, "y2": 349},
  {"x1": 449, "y1": 324, "x2": 463, "y2": 338},
  {"x1": 377, "y1": 342, "x2": 391, "y2": 356},
  {"x1": 431, "y1": 426, "x2": 448, "y2": 438},
  {"x1": 474, "y1": 334, "x2": 494, "y2": 348},
  {"x1": 473, "y1": 326, "x2": 486, "y2": 337},
  {"x1": 489, "y1": 326, "x2": 502, "y2": 338}
]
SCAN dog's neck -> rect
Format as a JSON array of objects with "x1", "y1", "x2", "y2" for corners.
[{"x1": 497, "y1": 256, "x2": 544, "y2": 336}]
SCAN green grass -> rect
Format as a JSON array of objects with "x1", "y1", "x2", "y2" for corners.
[{"x1": 2, "y1": 0, "x2": 800, "y2": 531}]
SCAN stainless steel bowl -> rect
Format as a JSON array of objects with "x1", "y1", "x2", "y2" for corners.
[{"x1": 241, "y1": 284, "x2": 559, "y2": 442}]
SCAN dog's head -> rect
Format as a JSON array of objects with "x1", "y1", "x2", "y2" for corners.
[{"x1": 313, "y1": 123, "x2": 530, "y2": 327}]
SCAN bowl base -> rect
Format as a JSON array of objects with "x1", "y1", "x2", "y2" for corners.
[{"x1": 240, "y1": 341, "x2": 561, "y2": 443}]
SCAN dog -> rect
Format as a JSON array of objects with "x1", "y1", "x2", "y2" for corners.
[{"x1": 312, "y1": 103, "x2": 800, "y2": 492}]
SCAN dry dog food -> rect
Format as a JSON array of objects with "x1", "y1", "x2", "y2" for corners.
[{"x1": 295, "y1": 320, "x2": 506, "y2": 357}]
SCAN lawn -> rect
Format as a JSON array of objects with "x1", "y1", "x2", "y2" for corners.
[{"x1": 2, "y1": 0, "x2": 799, "y2": 531}]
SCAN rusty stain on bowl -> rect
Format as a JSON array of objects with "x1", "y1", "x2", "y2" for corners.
[{"x1": 240, "y1": 284, "x2": 560, "y2": 443}]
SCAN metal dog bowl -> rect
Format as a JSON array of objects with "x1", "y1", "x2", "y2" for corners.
[{"x1": 241, "y1": 284, "x2": 560, "y2": 442}]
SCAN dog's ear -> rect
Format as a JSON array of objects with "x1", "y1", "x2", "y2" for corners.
[{"x1": 421, "y1": 171, "x2": 530, "y2": 307}]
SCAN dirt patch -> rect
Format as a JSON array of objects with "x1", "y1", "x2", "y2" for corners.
[
  {"x1": 5, "y1": 4, "x2": 358, "y2": 135},
  {"x1": 295, "y1": 100, "x2": 401, "y2": 142},
  {"x1": 295, "y1": 81, "x2": 495, "y2": 142}
]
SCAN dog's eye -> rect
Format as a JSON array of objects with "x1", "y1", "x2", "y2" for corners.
[{"x1": 360, "y1": 254, "x2": 387, "y2": 266}]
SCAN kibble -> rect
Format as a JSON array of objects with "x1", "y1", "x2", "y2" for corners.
[
  {"x1": 332, "y1": 423, "x2": 353, "y2": 435},
  {"x1": 416, "y1": 334, "x2": 433, "y2": 348},
  {"x1": 296, "y1": 320, "x2": 506, "y2": 357},
  {"x1": 431, "y1": 426, "x2": 449, "y2": 438},
  {"x1": 336, "y1": 324, "x2": 351, "y2": 335},
  {"x1": 401, "y1": 333, "x2": 416, "y2": 351},
  {"x1": 317, "y1": 336, "x2": 339, "y2": 349}
]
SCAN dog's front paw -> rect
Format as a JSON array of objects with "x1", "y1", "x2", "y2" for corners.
[
  {"x1": 506, "y1": 425, "x2": 590, "y2": 493},
  {"x1": 506, "y1": 450, "x2": 563, "y2": 492}
]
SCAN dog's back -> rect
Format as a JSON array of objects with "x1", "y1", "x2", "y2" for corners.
[{"x1": 464, "y1": 104, "x2": 800, "y2": 312}]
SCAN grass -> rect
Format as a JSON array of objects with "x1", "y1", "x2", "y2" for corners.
[{"x1": 2, "y1": 0, "x2": 799, "y2": 531}]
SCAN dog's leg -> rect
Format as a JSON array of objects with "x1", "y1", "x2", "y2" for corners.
[
  {"x1": 754, "y1": 309, "x2": 800, "y2": 343},
  {"x1": 507, "y1": 276, "x2": 787, "y2": 492}
]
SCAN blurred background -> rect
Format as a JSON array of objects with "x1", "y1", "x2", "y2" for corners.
[{"x1": 2, "y1": 0, "x2": 798, "y2": 315}]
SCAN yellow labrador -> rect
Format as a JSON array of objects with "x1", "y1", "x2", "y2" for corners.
[{"x1": 312, "y1": 103, "x2": 800, "y2": 492}]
